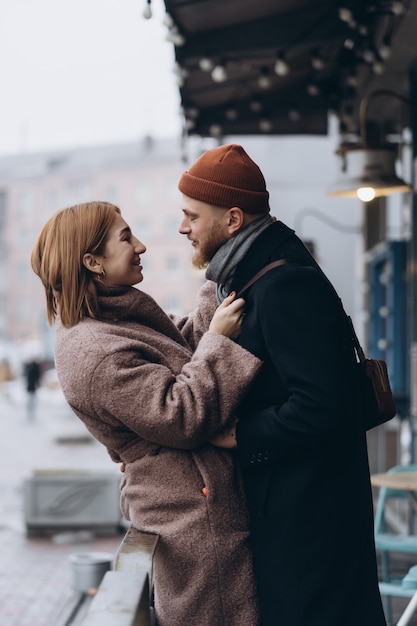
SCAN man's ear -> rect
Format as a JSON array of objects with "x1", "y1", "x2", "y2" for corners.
[
  {"x1": 227, "y1": 207, "x2": 245, "y2": 234},
  {"x1": 83, "y1": 253, "x2": 101, "y2": 274}
]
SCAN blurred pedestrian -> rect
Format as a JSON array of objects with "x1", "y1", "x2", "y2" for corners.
[{"x1": 23, "y1": 358, "x2": 42, "y2": 420}]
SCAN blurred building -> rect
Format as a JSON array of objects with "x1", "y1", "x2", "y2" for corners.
[{"x1": 0, "y1": 136, "x2": 204, "y2": 354}]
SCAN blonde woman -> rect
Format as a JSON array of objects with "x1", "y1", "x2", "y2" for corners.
[{"x1": 31, "y1": 201, "x2": 261, "y2": 626}]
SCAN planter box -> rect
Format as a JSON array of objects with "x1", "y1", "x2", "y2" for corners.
[{"x1": 24, "y1": 469, "x2": 122, "y2": 534}]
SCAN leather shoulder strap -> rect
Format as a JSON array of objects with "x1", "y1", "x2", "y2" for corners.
[{"x1": 236, "y1": 259, "x2": 289, "y2": 298}]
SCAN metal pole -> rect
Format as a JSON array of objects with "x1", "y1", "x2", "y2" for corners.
[{"x1": 408, "y1": 63, "x2": 417, "y2": 464}]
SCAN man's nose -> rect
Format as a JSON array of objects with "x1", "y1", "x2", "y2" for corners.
[{"x1": 178, "y1": 219, "x2": 190, "y2": 234}]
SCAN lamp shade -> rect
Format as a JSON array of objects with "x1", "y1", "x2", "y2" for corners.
[{"x1": 328, "y1": 147, "x2": 411, "y2": 201}]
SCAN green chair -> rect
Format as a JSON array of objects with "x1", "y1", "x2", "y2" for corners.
[{"x1": 374, "y1": 464, "x2": 417, "y2": 624}]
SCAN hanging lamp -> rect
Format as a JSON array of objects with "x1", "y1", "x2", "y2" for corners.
[{"x1": 328, "y1": 90, "x2": 412, "y2": 201}]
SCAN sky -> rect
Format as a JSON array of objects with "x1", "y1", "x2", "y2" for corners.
[{"x1": 0, "y1": 0, "x2": 182, "y2": 156}]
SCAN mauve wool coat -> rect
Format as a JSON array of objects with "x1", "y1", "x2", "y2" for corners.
[{"x1": 54, "y1": 282, "x2": 261, "y2": 626}]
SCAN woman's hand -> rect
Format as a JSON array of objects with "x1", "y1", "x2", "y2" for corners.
[
  {"x1": 209, "y1": 424, "x2": 237, "y2": 449},
  {"x1": 208, "y1": 292, "x2": 245, "y2": 339}
]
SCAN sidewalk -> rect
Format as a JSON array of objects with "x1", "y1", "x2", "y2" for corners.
[{"x1": 0, "y1": 379, "x2": 124, "y2": 626}]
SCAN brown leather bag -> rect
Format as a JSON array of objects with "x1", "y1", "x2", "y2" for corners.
[
  {"x1": 236, "y1": 259, "x2": 396, "y2": 431},
  {"x1": 347, "y1": 316, "x2": 397, "y2": 430}
]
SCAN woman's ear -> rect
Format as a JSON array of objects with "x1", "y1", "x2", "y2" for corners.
[{"x1": 83, "y1": 253, "x2": 101, "y2": 274}]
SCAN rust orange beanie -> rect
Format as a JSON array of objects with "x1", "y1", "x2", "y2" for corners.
[{"x1": 178, "y1": 144, "x2": 270, "y2": 214}]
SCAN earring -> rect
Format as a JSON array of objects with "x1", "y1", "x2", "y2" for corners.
[{"x1": 96, "y1": 268, "x2": 106, "y2": 280}]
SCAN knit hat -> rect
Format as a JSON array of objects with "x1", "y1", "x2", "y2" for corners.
[{"x1": 178, "y1": 144, "x2": 270, "y2": 214}]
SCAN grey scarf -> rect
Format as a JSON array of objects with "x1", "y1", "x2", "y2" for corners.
[{"x1": 206, "y1": 214, "x2": 274, "y2": 303}]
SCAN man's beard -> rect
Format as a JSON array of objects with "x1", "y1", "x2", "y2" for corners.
[{"x1": 192, "y1": 221, "x2": 228, "y2": 269}]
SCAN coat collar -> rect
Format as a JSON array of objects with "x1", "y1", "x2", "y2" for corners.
[
  {"x1": 97, "y1": 286, "x2": 189, "y2": 347},
  {"x1": 230, "y1": 220, "x2": 295, "y2": 294}
]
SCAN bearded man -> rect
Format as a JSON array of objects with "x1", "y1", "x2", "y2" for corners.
[{"x1": 178, "y1": 144, "x2": 386, "y2": 626}]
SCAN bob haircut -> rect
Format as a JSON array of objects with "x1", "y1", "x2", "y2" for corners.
[{"x1": 31, "y1": 201, "x2": 120, "y2": 328}]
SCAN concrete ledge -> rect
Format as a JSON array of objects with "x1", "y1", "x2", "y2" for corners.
[
  {"x1": 114, "y1": 527, "x2": 159, "y2": 576},
  {"x1": 24, "y1": 470, "x2": 122, "y2": 534},
  {"x1": 81, "y1": 571, "x2": 151, "y2": 626},
  {"x1": 78, "y1": 527, "x2": 159, "y2": 626}
]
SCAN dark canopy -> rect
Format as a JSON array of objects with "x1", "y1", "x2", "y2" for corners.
[{"x1": 161, "y1": 0, "x2": 417, "y2": 140}]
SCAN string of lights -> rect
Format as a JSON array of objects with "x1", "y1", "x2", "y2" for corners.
[{"x1": 142, "y1": 0, "x2": 410, "y2": 138}]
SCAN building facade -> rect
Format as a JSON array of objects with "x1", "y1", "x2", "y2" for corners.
[{"x1": 0, "y1": 137, "x2": 204, "y2": 356}]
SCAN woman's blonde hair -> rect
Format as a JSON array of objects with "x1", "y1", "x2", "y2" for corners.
[{"x1": 31, "y1": 201, "x2": 120, "y2": 328}]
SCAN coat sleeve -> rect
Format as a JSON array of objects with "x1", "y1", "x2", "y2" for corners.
[
  {"x1": 89, "y1": 331, "x2": 262, "y2": 449},
  {"x1": 170, "y1": 280, "x2": 218, "y2": 350},
  {"x1": 236, "y1": 267, "x2": 359, "y2": 467}
]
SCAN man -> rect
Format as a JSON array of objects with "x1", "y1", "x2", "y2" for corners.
[{"x1": 178, "y1": 144, "x2": 386, "y2": 626}]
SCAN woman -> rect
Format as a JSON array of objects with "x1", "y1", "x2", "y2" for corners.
[{"x1": 31, "y1": 201, "x2": 262, "y2": 626}]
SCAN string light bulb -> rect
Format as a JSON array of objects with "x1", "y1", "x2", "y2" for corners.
[
  {"x1": 311, "y1": 50, "x2": 325, "y2": 71},
  {"x1": 250, "y1": 100, "x2": 262, "y2": 112},
  {"x1": 259, "y1": 117, "x2": 273, "y2": 132},
  {"x1": 163, "y1": 12, "x2": 174, "y2": 28},
  {"x1": 165, "y1": 27, "x2": 185, "y2": 46},
  {"x1": 258, "y1": 67, "x2": 272, "y2": 89},
  {"x1": 209, "y1": 124, "x2": 222, "y2": 137},
  {"x1": 274, "y1": 52, "x2": 289, "y2": 76},
  {"x1": 391, "y1": 1, "x2": 405, "y2": 15},
  {"x1": 225, "y1": 108, "x2": 238, "y2": 121},
  {"x1": 185, "y1": 118, "x2": 196, "y2": 130},
  {"x1": 307, "y1": 83, "x2": 320, "y2": 96},
  {"x1": 211, "y1": 63, "x2": 227, "y2": 83},
  {"x1": 288, "y1": 106, "x2": 300, "y2": 122},
  {"x1": 346, "y1": 69, "x2": 358, "y2": 87},
  {"x1": 372, "y1": 60, "x2": 385, "y2": 75},
  {"x1": 199, "y1": 57, "x2": 214, "y2": 72},
  {"x1": 378, "y1": 36, "x2": 392, "y2": 60},
  {"x1": 338, "y1": 7, "x2": 353, "y2": 22},
  {"x1": 142, "y1": 0, "x2": 152, "y2": 19}
]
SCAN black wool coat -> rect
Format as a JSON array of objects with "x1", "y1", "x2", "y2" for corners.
[{"x1": 231, "y1": 221, "x2": 386, "y2": 626}]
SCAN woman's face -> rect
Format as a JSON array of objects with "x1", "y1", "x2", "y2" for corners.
[{"x1": 97, "y1": 213, "x2": 146, "y2": 286}]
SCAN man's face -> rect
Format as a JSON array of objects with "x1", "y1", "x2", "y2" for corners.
[{"x1": 179, "y1": 195, "x2": 230, "y2": 268}]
